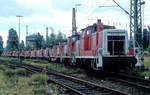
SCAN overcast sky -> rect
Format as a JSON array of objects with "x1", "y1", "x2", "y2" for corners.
[{"x1": 0, "y1": 0, "x2": 149, "y2": 47}]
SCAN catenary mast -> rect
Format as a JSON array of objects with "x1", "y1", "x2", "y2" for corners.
[{"x1": 130, "y1": 0, "x2": 145, "y2": 47}]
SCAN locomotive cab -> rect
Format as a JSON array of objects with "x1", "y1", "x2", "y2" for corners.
[
  {"x1": 104, "y1": 29, "x2": 127, "y2": 56},
  {"x1": 101, "y1": 29, "x2": 137, "y2": 70}
]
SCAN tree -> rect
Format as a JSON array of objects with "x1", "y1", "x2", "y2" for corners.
[
  {"x1": 56, "y1": 31, "x2": 64, "y2": 43},
  {"x1": 148, "y1": 25, "x2": 150, "y2": 31},
  {"x1": 26, "y1": 32, "x2": 45, "y2": 50},
  {"x1": 146, "y1": 26, "x2": 150, "y2": 50},
  {"x1": 0, "y1": 36, "x2": 3, "y2": 55},
  {"x1": 46, "y1": 31, "x2": 67, "y2": 47},
  {"x1": 143, "y1": 28, "x2": 150, "y2": 49},
  {"x1": 47, "y1": 32, "x2": 57, "y2": 47},
  {"x1": 20, "y1": 40, "x2": 25, "y2": 51},
  {"x1": 26, "y1": 44, "x2": 34, "y2": 50},
  {"x1": 147, "y1": 45, "x2": 150, "y2": 53},
  {"x1": 35, "y1": 33, "x2": 45, "y2": 49},
  {"x1": 6, "y1": 28, "x2": 19, "y2": 51}
]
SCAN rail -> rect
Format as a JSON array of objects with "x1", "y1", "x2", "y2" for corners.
[
  {"x1": 7, "y1": 60, "x2": 127, "y2": 95},
  {"x1": 110, "y1": 73, "x2": 150, "y2": 91}
]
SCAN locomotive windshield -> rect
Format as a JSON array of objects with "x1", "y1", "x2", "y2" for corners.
[
  {"x1": 107, "y1": 36, "x2": 125, "y2": 55},
  {"x1": 105, "y1": 29, "x2": 127, "y2": 56}
]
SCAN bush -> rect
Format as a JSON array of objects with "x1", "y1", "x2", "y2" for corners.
[
  {"x1": 144, "y1": 51, "x2": 150, "y2": 55},
  {"x1": 4, "y1": 69, "x2": 15, "y2": 77},
  {"x1": 147, "y1": 45, "x2": 150, "y2": 53},
  {"x1": 30, "y1": 73, "x2": 48, "y2": 85},
  {"x1": 15, "y1": 68, "x2": 28, "y2": 76},
  {"x1": 0, "y1": 65, "x2": 6, "y2": 72}
]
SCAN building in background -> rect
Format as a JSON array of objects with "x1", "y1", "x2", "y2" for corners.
[
  {"x1": 26, "y1": 33, "x2": 45, "y2": 49},
  {"x1": 26, "y1": 35, "x2": 37, "y2": 47}
]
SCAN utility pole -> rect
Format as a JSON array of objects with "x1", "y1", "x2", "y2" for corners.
[
  {"x1": 16, "y1": 15, "x2": 23, "y2": 62},
  {"x1": 46, "y1": 27, "x2": 48, "y2": 47},
  {"x1": 26, "y1": 25, "x2": 28, "y2": 36},
  {"x1": 25, "y1": 25, "x2": 28, "y2": 60},
  {"x1": 26, "y1": 25, "x2": 28, "y2": 46}
]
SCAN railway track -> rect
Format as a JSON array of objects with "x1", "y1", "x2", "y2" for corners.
[
  {"x1": 34, "y1": 65, "x2": 150, "y2": 94},
  {"x1": 3, "y1": 59, "x2": 150, "y2": 94},
  {"x1": 8, "y1": 60, "x2": 127, "y2": 95},
  {"x1": 109, "y1": 73, "x2": 150, "y2": 92}
]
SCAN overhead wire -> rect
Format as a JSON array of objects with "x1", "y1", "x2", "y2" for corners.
[
  {"x1": 77, "y1": 0, "x2": 110, "y2": 31},
  {"x1": 77, "y1": 0, "x2": 131, "y2": 31},
  {"x1": 81, "y1": 0, "x2": 109, "y2": 22}
]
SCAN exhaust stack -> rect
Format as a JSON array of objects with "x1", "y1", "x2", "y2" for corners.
[{"x1": 72, "y1": 8, "x2": 77, "y2": 35}]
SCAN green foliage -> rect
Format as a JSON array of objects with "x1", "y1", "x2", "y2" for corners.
[
  {"x1": 0, "y1": 65, "x2": 6, "y2": 71},
  {"x1": 0, "y1": 70, "x2": 33, "y2": 95},
  {"x1": 46, "y1": 31, "x2": 67, "y2": 47},
  {"x1": 148, "y1": 26, "x2": 150, "y2": 31},
  {"x1": 20, "y1": 40, "x2": 25, "y2": 51},
  {"x1": 0, "y1": 57, "x2": 18, "y2": 62},
  {"x1": 137, "y1": 71, "x2": 150, "y2": 77},
  {"x1": 15, "y1": 68, "x2": 27, "y2": 76},
  {"x1": 26, "y1": 44, "x2": 35, "y2": 50},
  {"x1": 56, "y1": 31, "x2": 64, "y2": 43},
  {"x1": 35, "y1": 33, "x2": 45, "y2": 49},
  {"x1": 6, "y1": 28, "x2": 19, "y2": 51},
  {"x1": 4, "y1": 69, "x2": 15, "y2": 77},
  {"x1": 147, "y1": 45, "x2": 150, "y2": 53},
  {"x1": 30, "y1": 73, "x2": 61, "y2": 95},
  {"x1": 0, "y1": 64, "x2": 27, "y2": 77},
  {"x1": 24, "y1": 59, "x2": 85, "y2": 76},
  {"x1": 26, "y1": 33, "x2": 45, "y2": 50},
  {"x1": 0, "y1": 36, "x2": 3, "y2": 55},
  {"x1": 143, "y1": 28, "x2": 150, "y2": 49},
  {"x1": 144, "y1": 56, "x2": 150, "y2": 68},
  {"x1": 135, "y1": 56, "x2": 150, "y2": 78},
  {"x1": 26, "y1": 31, "x2": 67, "y2": 49},
  {"x1": 30, "y1": 73, "x2": 48, "y2": 85},
  {"x1": 47, "y1": 32, "x2": 57, "y2": 47},
  {"x1": 0, "y1": 64, "x2": 61, "y2": 95}
]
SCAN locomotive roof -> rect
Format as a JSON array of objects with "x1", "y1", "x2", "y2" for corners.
[
  {"x1": 103, "y1": 29, "x2": 127, "y2": 32},
  {"x1": 81, "y1": 24, "x2": 115, "y2": 31}
]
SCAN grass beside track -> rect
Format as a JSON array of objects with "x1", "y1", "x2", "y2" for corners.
[
  {"x1": 134, "y1": 56, "x2": 150, "y2": 78},
  {"x1": 139, "y1": 56, "x2": 150, "y2": 77},
  {"x1": 0, "y1": 61, "x2": 63, "y2": 95},
  {"x1": 0, "y1": 57, "x2": 87, "y2": 78},
  {"x1": 0, "y1": 56, "x2": 149, "y2": 78},
  {"x1": 0, "y1": 57, "x2": 18, "y2": 62},
  {"x1": 23, "y1": 57, "x2": 150, "y2": 79},
  {"x1": 144, "y1": 56, "x2": 150, "y2": 69},
  {"x1": 23, "y1": 59, "x2": 87, "y2": 78}
]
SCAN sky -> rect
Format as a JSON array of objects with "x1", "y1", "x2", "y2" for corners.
[{"x1": 0, "y1": 0, "x2": 149, "y2": 47}]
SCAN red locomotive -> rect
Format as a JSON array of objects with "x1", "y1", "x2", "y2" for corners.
[{"x1": 2, "y1": 19, "x2": 137, "y2": 71}]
